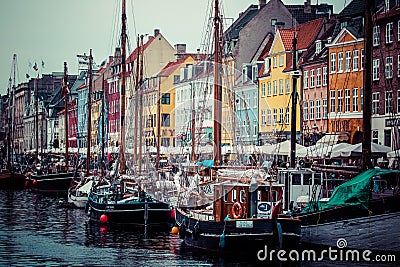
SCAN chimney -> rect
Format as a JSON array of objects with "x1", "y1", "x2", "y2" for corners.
[
  {"x1": 259, "y1": 0, "x2": 266, "y2": 9},
  {"x1": 154, "y1": 29, "x2": 160, "y2": 36},
  {"x1": 175, "y1": 44, "x2": 187, "y2": 60}
]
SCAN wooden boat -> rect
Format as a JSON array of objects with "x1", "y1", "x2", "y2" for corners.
[
  {"x1": 175, "y1": 179, "x2": 301, "y2": 253},
  {"x1": 297, "y1": 168, "x2": 400, "y2": 252},
  {"x1": 87, "y1": 177, "x2": 173, "y2": 228},
  {"x1": 68, "y1": 176, "x2": 94, "y2": 208},
  {"x1": 26, "y1": 172, "x2": 74, "y2": 196}
]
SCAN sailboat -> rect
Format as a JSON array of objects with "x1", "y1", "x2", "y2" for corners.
[
  {"x1": 25, "y1": 62, "x2": 74, "y2": 195},
  {"x1": 0, "y1": 54, "x2": 26, "y2": 190},
  {"x1": 86, "y1": 0, "x2": 172, "y2": 228},
  {"x1": 295, "y1": 0, "x2": 400, "y2": 252},
  {"x1": 174, "y1": 0, "x2": 301, "y2": 253}
]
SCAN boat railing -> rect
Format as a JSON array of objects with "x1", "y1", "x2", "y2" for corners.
[{"x1": 189, "y1": 209, "x2": 214, "y2": 221}]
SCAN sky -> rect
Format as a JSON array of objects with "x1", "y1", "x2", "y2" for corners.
[{"x1": 0, "y1": 0, "x2": 344, "y2": 96}]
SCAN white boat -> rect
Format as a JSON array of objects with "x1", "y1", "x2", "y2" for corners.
[{"x1": 68, "y1": 177, "x2": 94, "y2": 208}]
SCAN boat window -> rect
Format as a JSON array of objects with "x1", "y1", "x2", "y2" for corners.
[
  {"x1": 265, "y1": 189, "x2": 278, "y2": 202},
  {"x1": 232, "y1": 189, "x2": 237, "y2": 202},
  {"x1": 223, "y1": 189, "x2": 228, "y2": 202},
  {"x1": 257, "y1": 190, "x2": 261, "y2": 201},
  {"x1": 240, "y1": 190, "x2": 245, "y2": 203},
  {"x1": 292, "y1": 174, "x2": 301, "y2": 185},
  {"x1": 304, "y1": 173, "x2": 312, "y2": 185}
]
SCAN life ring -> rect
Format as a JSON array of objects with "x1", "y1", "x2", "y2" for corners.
[{"x1": 231, "y1": 202, "x2": 243, "y2": 219}]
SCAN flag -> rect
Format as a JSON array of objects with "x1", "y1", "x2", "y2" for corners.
[
  {"x1": 33, "y1": 62, "x2": 38, "y2": 71},
  {"x1": 41, "y1": 60, "x2": 45, "y2": 68},
  {"x1": 26, "y1": 74, "x2": 30, "y2": 79}
]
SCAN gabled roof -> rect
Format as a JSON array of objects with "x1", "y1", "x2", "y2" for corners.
[
  {"x1": 279, "y1": 18, "x2": 325, "y2": 51},
  {"x1": 126, "y1": 35, "x2": 157, "y2": 64},
  {"x1": 224, "y1": 4, "x2": 260, "y2": 42},
  {"x1": 158, "y1": 55, "x2": 193, "y2": 77}
]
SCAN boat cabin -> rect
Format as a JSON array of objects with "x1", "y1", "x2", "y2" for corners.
[{"x1": 213, "y1": 181, "x2": 284, "y2": 222}]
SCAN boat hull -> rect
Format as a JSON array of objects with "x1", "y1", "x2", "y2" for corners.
[
  {"x1": 175, "y1": 208, "x2": 301, "y2": 254},
  {"x1": 87, "y1": 196, "x2": 172, "y2": 229},
  {"x1": 300, "y1": 211, "x2": 400, "y2": 252},
  {"x1": 0, "y1": 171, "x2": 26, "y2": 190},
  {"x1": 27, "y1": 173, "x2": 74, "y2": 196}
]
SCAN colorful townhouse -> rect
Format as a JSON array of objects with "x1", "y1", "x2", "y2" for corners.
[
  {"x1": 258, "y1": 18, "x2": 327, "y2": 145},
  {"x1": 371, "y1": 2, "x2": 400, "y2": 148},
  {"x1": 300, "y1": 19, "x2": 336, "y2": 146},
  {"x1": 327, "y1": 1, "x2": 365, "y2": 144}
]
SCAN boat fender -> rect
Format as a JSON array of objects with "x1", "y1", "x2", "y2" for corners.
[
  {"x1": 271, "y1": 202, "x2": 282, "y2": 219},
  {"x1": 219, "y1": 232, "x2": 225, "y2": 249},
  {"x1": 192, "y1": 222, "x2": 200, "y2": 240},
  {"x1": 178, "y1": 221, "x2": 186, "y2": 239},
  {"x1": 231, "y1": 202, "x2": 243, "y2": 219}
]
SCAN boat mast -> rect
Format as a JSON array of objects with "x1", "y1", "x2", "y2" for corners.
[
  {"x1": 156, "y1": 76, "x2": 161, "y2": 170},
  {"x1": 101, "y1": 72, "x2": 105, "y2": 176},
  {"x1": 138, "y1": 35, "x2": 144, "y2": 174},
  {"x1": 290, "y1": 34, "x2": 298, "y2": 168},
  {"x1": 86, "y1": 49, "x2": 93, "y2": 176},
  {"x1": 11, "y1": 54, "x2": 17, "y2": 163},
  {"x1": 63, "y1": 62, "x2": 69, "y2": 170},
  {"x1": 119, "y1": 0, "x2": 127, "y2": 174},
  {"x1": 35, "y1": 69, "x2": 39, "y2": 164},
  {"x1": 361, "y1": 0, "x2": 373, "y2": 170},
  {"x1": 6, "y1": 77, "x2": 12, "y2": 168},
  {"x1": 213, "y1": 0, "x2": 223, "y2": 166},
  {"x1": 191, "y1": 82, "x2": 196, "y2": 162},
  {"x1": 133, "y1": 35, "x2": 140, "y2": 168}
]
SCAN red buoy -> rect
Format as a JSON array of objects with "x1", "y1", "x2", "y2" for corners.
[
  {"x1": 32, "y1": 180, "x2": 38, "y2": 185},
  {"x1": 100, "y1": 214, "x2": 108, "y2": 223},
  {"x1": 169, "y1": 208, "x2": 175, "y2": 219}
]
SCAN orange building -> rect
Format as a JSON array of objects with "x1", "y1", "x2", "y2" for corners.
[{"x1": 327, "y1": 27, "x2": 365, "y2": 144}]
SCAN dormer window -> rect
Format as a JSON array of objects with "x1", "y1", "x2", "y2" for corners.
[
  {"x1": 315, "y1": 40, "x2": 322, "y2": 55},
  {"x1": 264, "y1": 57, "x2": 270, "y2": 73}
]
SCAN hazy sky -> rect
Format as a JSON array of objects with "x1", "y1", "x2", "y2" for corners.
[{"x1": 0, "y1": 0, "x2": 344, "y2": 95}]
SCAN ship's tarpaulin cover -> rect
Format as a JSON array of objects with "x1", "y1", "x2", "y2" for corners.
[{"x1": 303, "y1": 168, "x2": 399, "y2": 213}]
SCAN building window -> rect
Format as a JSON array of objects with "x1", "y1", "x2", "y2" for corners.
[
  {"x1": 322, "y1": 67, "x2": 327, "y2": 86},
  {"x1": 337, "y1": 90, "x2": 343, "y2": 113},
  {"x1": 161, "y1": 93, "x2": 170, "y2": 104},
  {"x1": 316, "y1": 68, "x2": 321, "y2": 87},
  {"x1": 330, "y1": 53, "x2": 336, "y2": 73},
  {"x1": 398, "y1": 90, "x2": 400, "y2": 113},
  {"x1": 316, "y1": 100, "x2": 321, "y2": 119},
  {"x1": 386, "y1": 22, "x2": 393, "y2": 44},
  {"x1": 345, "y1": 89, "x2": 351, "y2": 112},
  {"x1": 385, "y1": 56, "x2": 393, "y2": 79},
  {"x1": 261, "y1": 109, "x2": 266, "y2": 125},
  {"x1": 285, "y1": 107, "x2": 290, "y2": 124},
  {"x1": 264, "y1": 57, "x2": 270, "y2": 73},
  {"x1": 352, "y1": 88, "x2": 359, "y2": 112},
  {"x1": 372, "y1": 93, "x2": 379, "y2": 114},
  {"x1": 303, "y1": 70, "x2": 308, "y2": 89},
  {"x1": 267, "y1": 82, "x2": 271, "y2": 96},
  {"x1": 373, "y1": 59, "x2": 380, "y2": 80},
  {"x1": 273, "y1": 80, "x2": 277, "y2": 95},
  {"x1": 398, "y1": 55, "x2": 400, "y2": 77},
  {"x1": 161, "y1": 137, "x2": 170, "y2": 147},
  {"x1": 330, "y1": 91, "x2": 335, "y2": 113},
  {"x1": 372, "y1": 130, "x2": 379, "y2": 144},
  {"x1": 279, "y1": 108, "x2": 284, "y2": 124},
  {"x1": 386, "y1": 91, "x2": 393, "y2": 114},
  {"x1": 310, "y1": 69, "x2": 315, "y2": 88},
  {"x1": 373, "y1": 26, "x2": 380, "y2": 46},
  {"x1": 279, "y1": 55, "x2": 284, "y2": 66},
  {"x1": 273, "y1": 108, "x2": 277, "y2": 125},
  {"x1": 315, "y1": 40, "x2": 322, "y2": 54},
  {"x1": 279, "y1": 79, "x2": 284, "y2": 94},
  {"x1": 398, "y1": 20, "x2": 400, "y2": 41},
  {"x1": 338, "y1": 52, "x2": 343, "y2": 72},
  {"x1": 353, "y1": 50, "x2": 359, "y2": 71},
  {"x1": 161, "y1": 113, "x2": 170, "y2": 126},
  {"x1": 323, "y1": 99, "x2": 328, "y2": 119},
  {"x1": 303, "y1": 102, "x2": 308, "y2": 121},
  {"x1": 261, "y1": 83, "x2": 266, "y2": 97},
  {"x1": 267, "y1": 109, "x2": 271, "y2": 125},
  {"x1": 273, "y1": 56, "x2": 277, "y2": 68},
  {"x1": 286, "y1": 78, "x2": 290, "y2": 94},
  {"x1": 345, "y1": 51, "x2": 351, "y2": 72},
  {"x1": 361, "y1": 88, "x2": 364, "y2": 111},
  {"x1": 310, "y1": 100, "x2": 314, "y2": 120},
  {"x1": 361, "y1": 49, "x2": 365, "y2": 69}
]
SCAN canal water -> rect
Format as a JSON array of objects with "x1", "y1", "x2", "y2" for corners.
[
  {"x1": 0, "y1": 190, "x2": 266, "y2": 266},
  {"x1": 1, "y1": 190, "x2": 397, "y2": 266}
]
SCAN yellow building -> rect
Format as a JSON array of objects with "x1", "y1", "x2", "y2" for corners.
[{"x1": 142, "y1": 54, "x2": 197, "y2": 148}]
